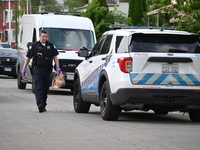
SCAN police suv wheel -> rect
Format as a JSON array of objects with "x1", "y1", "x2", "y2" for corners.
[
  {"x1": 17, "y1": 71, "x2": 26, "y2": 89},
  {"x1": 100, "y1": 81, "x2": 121, "y2": 121},
  {"x1": 73, "y1": 78, "x2": 91, "y2": 113},
  {"x1": 189, "y1": 109, "x2": 200, "y2": 122}
]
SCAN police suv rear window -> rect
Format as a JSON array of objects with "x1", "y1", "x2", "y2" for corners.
[{"x1": 128, "y1": 34, "x2": 200, "y2": 53}]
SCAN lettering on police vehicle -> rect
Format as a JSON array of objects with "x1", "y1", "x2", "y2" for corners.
[{"x1": 134, "y1": 53, "x2": 148, "y2": 56}]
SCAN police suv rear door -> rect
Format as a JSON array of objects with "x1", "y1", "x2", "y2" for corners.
[{"x1": 128, "y1": 33, "x2": 200, "y2": 88}]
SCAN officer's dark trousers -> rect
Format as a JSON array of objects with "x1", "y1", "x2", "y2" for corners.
[{"x1": 33, "y1": 69, "x2": 51, "y2": 108}]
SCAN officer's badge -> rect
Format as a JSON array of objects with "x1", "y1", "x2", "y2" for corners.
[
  {"x1": 47, "y1": 46, "x2": 50, "y2": 49},
  {"x1": 29, "y1": 46, "x2": 32, "y2": 49},
  {"x1": 38, "y1": 47, "x2": 43, "y2": 51}
]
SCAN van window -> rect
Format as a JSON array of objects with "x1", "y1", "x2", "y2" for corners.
[{"x1": 40, "y1": 28, "x2": 95, "y2": 50}]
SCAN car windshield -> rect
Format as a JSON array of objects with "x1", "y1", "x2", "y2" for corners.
[
  {"x1": 41, "y1": 28, "x2": 95, "y2": 50},
  {"x1": 128, "y1": 34, "x2": 200, "y2": 53},
  {"x1": 0, "y1": 43, "x2": 11, "y2": 48}
]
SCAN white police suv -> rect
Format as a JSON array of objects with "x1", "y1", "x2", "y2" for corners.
[{"x1": 73, "y1": 25, "x2": 200, "y2": 121}]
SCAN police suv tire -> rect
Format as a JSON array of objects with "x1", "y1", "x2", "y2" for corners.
[
  {"x1": 100, "y1": 81, "x2": 122, "y2": 121},
  {"x1": 189, "y1": 109, "x2": 200, "y2": 122},
  {"x1": 73, "y1": 78, "x2": 91, "y2": 113},
  {"x1": 17, "y1": 72, "x2": 26, "y2": 89}
]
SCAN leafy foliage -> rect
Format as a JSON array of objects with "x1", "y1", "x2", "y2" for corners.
[
  {"x1": 170, "y1": 0, "x2": 200, "y2": 34},
  {"x1": 146, "y1": 0, "x2": 171, "y2": 11},
  {"x1": 64, "y1": 0, "x2": 87, "y2": 11},
  {"x1": 30, "y1": 0, "x2": 61, "y2": 13},
  {"x1": 145, "y1": 0, "x2": 171, "y2": 27},
  {"x1": 82, "y1": 0, "x2": 131, "y2": 38},
  {"x1": 128, "y1": 0, "x2": 146, "y2": 26}
]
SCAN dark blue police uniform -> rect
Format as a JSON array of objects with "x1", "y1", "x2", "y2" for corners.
[{"x1": 26, "y1": 41, "x2": 59, "y2": 111}]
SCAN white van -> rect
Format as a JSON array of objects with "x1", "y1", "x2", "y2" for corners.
[{"x1": 16, "y1": 12, "x2": 96, "y2": 92}]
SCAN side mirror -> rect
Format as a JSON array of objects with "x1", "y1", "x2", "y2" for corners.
[
  {"x1": 77, "y1": 47, "x2": 89, "y2": 59},
  {"x1": 27, "y1": 42, "x2": 33, "y2": 50}
]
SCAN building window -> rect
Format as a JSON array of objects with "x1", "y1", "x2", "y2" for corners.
[
  {"x1": 4, "y1": 9, "x2": 14, "y2": 23},
  {"x1": 4, "y1": 10, "x2": 8, "y2": 23},
  {"x1": 12, "y1": 9, "x2": 15, "y2": 22},
  {"x1": 5, "y1": 30, "x2": 8, "y2": 42}
]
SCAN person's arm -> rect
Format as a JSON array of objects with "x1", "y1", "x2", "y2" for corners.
[
  {"x1": 23, "y1": 57, "x2": 31, "y2": 69},
  {"x1": 53, "y1": 55, "x2": 61, "y2": 73},
  {"x1": 53, "y1": 55, "x2": 59, "y2": 68}
]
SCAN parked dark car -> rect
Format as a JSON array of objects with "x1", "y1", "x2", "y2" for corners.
[
  {"x1": 0, "y1": 48, "x2": 17, "y2": 78},
  {"x1": 0, "y1": 43, "x2": 11, "y2": 49}
]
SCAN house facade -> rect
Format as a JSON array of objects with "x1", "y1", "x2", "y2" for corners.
[{"x1": 0, "y1": 0, "x2": 26, "y2": 48}]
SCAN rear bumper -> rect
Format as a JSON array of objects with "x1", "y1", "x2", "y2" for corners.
[
  {"x1": 0, "y1": 65, "x2": 17, "y2": 76},
  {"x1": 110, "y1": 88, "x2": 200, "y2": 106}
]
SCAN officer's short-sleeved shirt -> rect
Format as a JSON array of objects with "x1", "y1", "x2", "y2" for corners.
[{"x1": 26, "y1": 41, "x2": 59, "y2": 58}]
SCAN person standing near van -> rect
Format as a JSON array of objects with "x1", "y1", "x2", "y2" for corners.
[{"x1": 21, "y1": 30, "x2": 61, "y2": 113}]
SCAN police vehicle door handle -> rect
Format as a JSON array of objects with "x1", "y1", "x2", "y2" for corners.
[
  {"x1": 102, "y1": 58, "x2": 105, "y2": 60},
  {"x1": 89, "y1": 60, "x2": 93, "y2": 63}
]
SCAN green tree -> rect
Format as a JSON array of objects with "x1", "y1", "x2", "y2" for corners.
[
  {"x1": 30, "y1": 0, "x2": 61, "y2": 13},
  {"x1": 146, "y1": 0, "x2": 171, "y2": 26},
  {"x1": 170, "y1": 0, "x2": 200, "y2": 34},
  {"x1": 82, "y1": 0, "x2": 132, "y2": 38},
  {"x1": 98, "y1": 0, "x2": 108, "y2": 9},
  {"x1": 146, "y1": 0, "x2": 171, "y2": 11},
  {"x1": 128, "y1": 0, "x2": 146, "y2": 26},
  {"x1": 0, "y1": 1, "x2": 3, "y2": 14},
  {"x1": 108, "y1": 6, "x2": 132, "y2": 26},
  {"x1": 82, "y1": 0, "x2": 109, "y2": 38},
  {"x1": 64, "y1": 0, "x2": 87, "y2": 11}
]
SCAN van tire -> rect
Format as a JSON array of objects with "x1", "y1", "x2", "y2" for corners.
[
  {"x1": 17, "y1": 72, "x2": 26, "y2": 89},
  {"x1": 100, "y1": 81, "x2": 121, "y2": 121}
]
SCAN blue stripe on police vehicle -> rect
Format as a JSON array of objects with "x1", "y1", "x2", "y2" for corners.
[
  {"x1": 81, "y1": 52, "x2": 113, "y2": 93},
  {"x1": 130, "y1": 73, "x2": 200, "y2": 85}
]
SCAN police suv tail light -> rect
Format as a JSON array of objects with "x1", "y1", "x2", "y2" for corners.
[{"x1": 117, "y1": 58, "x2": 133, "y2": 73}]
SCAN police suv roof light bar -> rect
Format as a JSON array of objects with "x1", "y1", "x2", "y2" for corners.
[{"x1": 109, "y1": 25, "x2": 176, "y2": 30}]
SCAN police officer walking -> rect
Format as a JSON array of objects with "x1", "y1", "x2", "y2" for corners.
[{"x1": 21, "y1": 30, "x2": 61, "y2": 113}]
